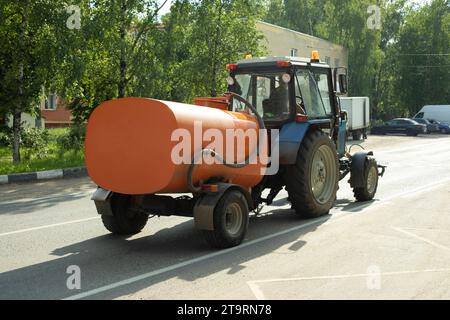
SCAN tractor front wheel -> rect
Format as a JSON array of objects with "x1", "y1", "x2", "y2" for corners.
[
  {"x1": 284, "y1": 130, "x2": 339, "y2": 218},
  {"x1": 353, "y1": 158, "x2": 379, "y2": 202}
]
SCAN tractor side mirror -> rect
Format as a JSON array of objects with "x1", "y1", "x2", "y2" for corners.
[
  {"x1": 340, "y1": 110, "x2": 348, "y2": 121},
  {"x1": 338, "y1": 74, "x2": 348, "y2": 94}
]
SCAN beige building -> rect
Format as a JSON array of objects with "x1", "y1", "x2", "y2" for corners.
[{"x1": 257, "y1": 21, "x2": 348, "y2": 69}]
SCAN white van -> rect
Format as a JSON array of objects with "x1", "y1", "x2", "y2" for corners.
[{"x1": 414, "y1": 105, "x2": 450, "y2": 124}]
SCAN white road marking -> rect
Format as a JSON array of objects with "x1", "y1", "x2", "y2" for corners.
[
  {"x1": 247, "y1": 281, "x2": 267, "y2": 300},
  {"x1": 62, "y1": 176, "x2": 450, "y2": 300},
  {"x1": 392, "y1": 227, "x2": 450, "y2": 252},
  {"x1": 400, "y1": 227, "x2": 450, "y2": 234},
  {"x1": 247, "y1": 268, "x2": 450, "y2": 300},
  {"x1": 63, "y1": 216, "x2": 331, "y2": 300},
  {"x1": 376, "y1": 139, "x2": 449, "y2": 155},
  {"x1": 0, "y1": 217, "x2": 100, "y2": 237}
]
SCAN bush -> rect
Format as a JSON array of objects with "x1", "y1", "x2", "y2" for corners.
[
  {"x1": 0, "y1": 126, "x2": 12, "y2": 147},
  {"x1": 0, "y1": 127, "x2": 50, "y2": 160},
  {"x1": 21, "y1": 128, "x2": 50, "y2": 159},
  {"x1": 57, "y1": 124, "x2": 85, "y2": 156},
  {"x1": 0, "y1": 132, "x2": 11, "y2": 147}
]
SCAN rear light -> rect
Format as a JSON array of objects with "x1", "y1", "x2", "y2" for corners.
[
  {"x1": 295, "y1": 114, "x2": 308, "y2": 122},
  {"x1": 226, "y1": 63, "x2": 238, "y2": 71},
  {"x1": 201, "y1": 184, "x2": 219, "y2": 193},
  {"x1": 277, "y1": 60, "x2": 290, "y2": 67}
]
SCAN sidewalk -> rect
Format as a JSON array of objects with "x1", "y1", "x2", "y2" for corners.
[{"x1": 0, "y1": 167, "x2": 87, "y2": 185}]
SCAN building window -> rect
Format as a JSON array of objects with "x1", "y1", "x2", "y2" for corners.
[
  {"x1": 290, "y1": 48, "x2": 298, "y2": 57},
  {"x1": 45, "y1": 94, "x2": 57, "y2": 110}
]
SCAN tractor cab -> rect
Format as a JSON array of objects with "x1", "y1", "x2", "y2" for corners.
[{"x1": 226, "y1": 53, "x2": 348, "y2": 156}]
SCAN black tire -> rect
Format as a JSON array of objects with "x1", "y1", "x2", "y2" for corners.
[
  {"x1": 352, "y1": 131, "x2": 362, "y2": 141},
  {"x1": 353, "y1": 158, "x2": 379, "y2": 202},
  {"x1": 284, "y1": 130, "x2": 339, "y2": 218},
  {"x1": 101, "y1": 194, "x2": 148, "y2": 235},
  {"x1": 202, "y1": 190, "x2": 249, "y2": 248}
]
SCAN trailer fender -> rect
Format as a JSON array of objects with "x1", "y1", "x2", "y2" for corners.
[
  {"x1": 194, "y1": 184, "x2": 251, "y2": 231},
  {"x1": 91, "y1": 187, "x2": 113, "y2": 216},
  {"x1": 349, "y1": 151, "x2": 374, "y2": 188}
]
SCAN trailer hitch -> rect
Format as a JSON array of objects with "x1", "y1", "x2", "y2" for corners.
[{"x1": 377, "y1": 164, "x2": 387, "y2": 177}]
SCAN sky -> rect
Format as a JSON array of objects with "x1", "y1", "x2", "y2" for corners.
[
  {"x1": 159, "y1": 0, "x2": 172, "y2": 17},
  {"x1": 158, "y1": 0, "x2": 435, "y2": 18}
]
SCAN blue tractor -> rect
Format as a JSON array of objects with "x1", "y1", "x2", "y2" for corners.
[{"x1": 226, "y1": 53, "x2": 385, "y2": 219}]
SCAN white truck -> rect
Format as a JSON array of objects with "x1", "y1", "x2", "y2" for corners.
[
  {"x1": 339, "y1": 97, "x2": 370, "y2": 140},
  {"x1": 414, "y1": 105, "x2": 450, "y2": 124}
]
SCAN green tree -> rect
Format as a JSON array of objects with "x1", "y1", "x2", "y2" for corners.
[
  {"x1": 0, "y1": 0, "x2": 64, "y2": 162},
  {"x1": 187, "y1": 0, "x2": 265, "y2": 98},
  {"x1": 394, "y1": 0, "x2": 450, "y2": 116},
  {"x1": 53, "y1": 0, "x2": 168, "y2": 123}
]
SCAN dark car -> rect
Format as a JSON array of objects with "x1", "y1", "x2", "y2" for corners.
[
  {"x1": 412, "y1": 118, "x2": 439, "y2": 134},
  {"x1": 428, "y1": 119, "x2": 450, "y2": 134},
  {"x1": 371, "y1": 118, "x2": 426, "y2": 136}
]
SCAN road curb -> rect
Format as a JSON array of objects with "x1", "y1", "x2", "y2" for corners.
[{"x1": 0, "y1": 167, "x2": 87, "y2": 185}]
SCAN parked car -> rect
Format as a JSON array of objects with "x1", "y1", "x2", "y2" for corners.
[
  {"x1": 428, "y1": 119, "x2": 450, "y2": 134},
  {"x1": 371, "y1": 118, "x2": 426, "y2": 136},
  {"x1": 412, "y1": 118, "x2": 439, "y2": 134}
]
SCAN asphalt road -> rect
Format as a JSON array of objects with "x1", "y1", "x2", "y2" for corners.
[{"x1": 1, "y1": 134, "x2": 450, "y2": 300}]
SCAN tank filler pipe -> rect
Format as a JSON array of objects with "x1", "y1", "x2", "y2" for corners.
[{"x1": 187, "y1": 92, "x2": 266, "y2": 193}]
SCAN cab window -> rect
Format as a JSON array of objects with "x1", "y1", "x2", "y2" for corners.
[
  {"x1": 315, "y1": 72, "x2": 332, "y2": 114},
  {"x1": 233, "y1": 73, "x2": 291, "y2": 121},
  {"x1": 295, "y1": 70, "x2": 328, "y2": 118}
]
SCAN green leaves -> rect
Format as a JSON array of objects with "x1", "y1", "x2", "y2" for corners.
[{"x1": 262, "y1": 0, "x2": 450, "y2": 120}]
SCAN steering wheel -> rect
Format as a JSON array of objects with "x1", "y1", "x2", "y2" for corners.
[
  {"x1": 225, "y1": 92, "x2": 255, "y2": 113},
  {"x1": 295, "y1": 95, "x2": 306, "y2": 114}
]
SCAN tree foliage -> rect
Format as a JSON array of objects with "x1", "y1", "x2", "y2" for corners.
[{"x1": 262, "y1": 0, "x2": 450, "y2": 119}]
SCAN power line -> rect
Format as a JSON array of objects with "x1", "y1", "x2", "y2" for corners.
[
  {"x1": 402, "y1": 65, "x2": 450, "y2": 67},
  {"x1": 398, "y1": 53, "x2": 450, "y2": 56}
]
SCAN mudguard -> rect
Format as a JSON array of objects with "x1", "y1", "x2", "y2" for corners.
[
  {"x1": 279, "y1": 120, "x2": 335, "y2": 164},
  {"x1": 193, "y1": 183, "x2": 251, "y2": 231},
  {"x1": 91, "y1": 187, "x2": 113, "y2": 216},
  {"x1": 279, "y1": 122, "x2": 310, "y2": 164}
]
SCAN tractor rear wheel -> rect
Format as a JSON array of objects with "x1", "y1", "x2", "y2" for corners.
[
  {"x1": 202, "y1": 190, "x2": 249, "y2": 248},
  {"x1": 284, "y1": 130, "x2": 339, "y2": 218},
  {"x1": 101, "y1": 194, "x2": 148, "y2": 235}
]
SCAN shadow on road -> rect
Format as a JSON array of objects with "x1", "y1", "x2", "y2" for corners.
[
  {"x1": 335, "y1": 198, "x2": 378, "y2": 213},
  {"x1": 0, "y1": 177, "x2": 95, "y2": 215},
  {"x1": 0, "y1": 206, "x2": 329, "y2": 300}
]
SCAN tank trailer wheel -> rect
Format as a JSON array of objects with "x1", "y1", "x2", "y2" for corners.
[
  {"x1": 101, "y1": 194, "x2": 148, "y2": 235},
  {"x1": 284, "y1": 130, "x2": 339, "y2": 218},
  {"x1": 202, "y1": 190, "x2": 249, "y2": 248},
  {"x1": 353, "y1": 158, "x2": 379, "y2": 202}
]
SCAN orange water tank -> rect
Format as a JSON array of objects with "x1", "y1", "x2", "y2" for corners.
[{"x1": 85, "y1": 98, "x2": 266, "y2": 195}]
